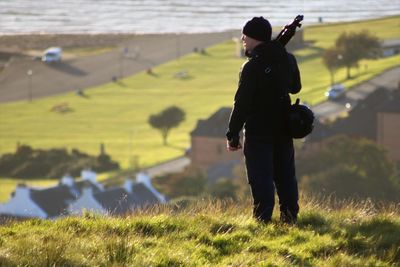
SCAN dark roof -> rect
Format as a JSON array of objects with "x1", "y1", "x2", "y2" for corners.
[
  {"x1": 94, "y1": 188, "x2": 137, "y2": 215},
  {"x1": 191, "y1": 107, "x2": 231, "y2": 138},
  {"x1": 73, "y1": 180, "x2": 102, "y2": 196},
  {"x1": 58, "y1": 179, "x2": 102, "y2": 198},
  {"x1": 30, "y1": 185, "x2": 76, "y2": 218},
  {"x1": 376, "y1": 92, "x2": 400, "y2": 113},
  {"x1": 308, "y1": 87, "x2": 400, "y2": 143},
  {"x1": 131, "y1": 183, "x2": 160, "y2": 207}
]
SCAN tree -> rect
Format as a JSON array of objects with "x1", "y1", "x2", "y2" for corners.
[
  {"x1": 323, "y1": 47, "x2": 343, "y2": 85},
  {"x1": 0, "y1": 145, "x2": 119, "y2": 179},
  {"x1": 335, "y1": 30, "x2": 380, "y2": 79},
  {"x1": 152, "y1": 166, "x2": 206, "y2": 198},
  {"x1": 148, "y1": 106, "x2": 185, "y2": 146},
  {"x1": 298, "y1": 135, "x2": 400, "y2": 201},
  {"x1": 207, "y1": 178, "x2": 238, "y2": 200}
]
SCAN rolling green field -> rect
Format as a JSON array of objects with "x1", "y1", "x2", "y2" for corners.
[
  {"x1": 0, "y1": 198, "x2": 399, "y2": 266},
  {"x1": 0, "y1": 16, "x2": 399, "y2": 172}
]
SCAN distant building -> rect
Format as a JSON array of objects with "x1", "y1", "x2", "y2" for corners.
[
  {"x1": 0, "y1": 170, "x2": 102, "y2": 219},
  {"x1": 135, "y1": 171, "x2": 167, "y2": 203},
  {"x1": 0, "y1": 184, "x2": 62, "y2": 219},
  {"x1": 306, "y1": 87, "x2": 400, "y2": 162},
  {"x1": 381, "y1": 39, "x2": 400, "y2": 57},
  {"x1": 68, "y1": 187, "x2": 136, "y2": 215},
  {"x1": 0, "y1": 170, "x2": 166, "y2": 218},
  {"x1": 190, "y1": 107, "x2": 242, "y2": 170},
  {"x1": 68, "y1": 172, "x2": 165, "y2": 215},
  {"x1": 59, "y1": 171, "x2": 103, "y2": 197}
]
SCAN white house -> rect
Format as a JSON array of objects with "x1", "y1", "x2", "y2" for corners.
[
  {"x1": 0, "y1": 169, "x2": 167, "y2": 218},
  {"x1": 59, "y1": 171, "x2": 103, "y2": 198},
  {"x1": 0, "y1": 183, "x2": 75, "y2": 219},
  {"x1": 135, "y1": 171, "x2": 166, "y2": 203},
  {"x1": 0, "y1": 184, "x2": 47, "y2": 218},
  {"x1": 0, "y1": 170, "x2": 103, "y2": 218},
  {"x1": 68, "y1": 187, "x2": 109, "y2": 215},
  {"x1": 81, "y1": 169, "x2": 104, "y2": 190},
  {"x1": 68, "y1": 175, "x2": 165, "y2": 215},
  {"x1": 69, "y1": 186, "x2": 140, "y2": 215}
]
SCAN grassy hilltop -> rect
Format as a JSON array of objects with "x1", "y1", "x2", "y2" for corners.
[{"x1": 0, "y1": 197, "x2": 399, "y2": 266}]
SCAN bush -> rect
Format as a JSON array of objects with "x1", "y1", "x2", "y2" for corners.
[
  {"x1": 207, "y1": 178, "x2": 238, "y2": 200},
  {"x1": 0, "y1": 145, "x2": 119, "y2": 179},
  {"x1": 299, "y1": 135, "x2": 400, "y2": 201},
  {"x1": 152, "y1": 166, "x2": 206, "y2": 198}
]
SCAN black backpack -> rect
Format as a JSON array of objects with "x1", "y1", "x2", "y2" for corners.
[{"x1": 288, "y1": 98, "x2": 314, "y2": 138}]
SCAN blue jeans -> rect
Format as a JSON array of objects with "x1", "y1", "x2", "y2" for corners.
[{"x1": 243, "y1": 137, "x2": 299, "y2": 223}]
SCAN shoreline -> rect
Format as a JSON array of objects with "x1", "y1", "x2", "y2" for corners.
[
  {"x1": 1, "y1": 14, "x2": 398, "y2": 53},
  {"x1": 0, "y1": 31, "x2": 239, "y2": 52},
  {"x1": 0, "y1": 33, "x2": 146, "y2": 51}
]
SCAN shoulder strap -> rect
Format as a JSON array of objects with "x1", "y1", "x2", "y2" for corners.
[{"x1": 287, "y1": 53, "x2": 302, "y2": 94}]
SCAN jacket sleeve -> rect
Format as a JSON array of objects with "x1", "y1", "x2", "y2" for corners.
[
  {"x1": 287, "y1": 53, "x2": 302, "y2": 94},
  {"x1": 226, "y1": 62, "x2": 257, "y2": 140}
]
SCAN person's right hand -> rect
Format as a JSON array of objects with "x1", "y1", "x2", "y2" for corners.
[{"x1": 226, "y1": 139, "x2": 242, "y2": 152}]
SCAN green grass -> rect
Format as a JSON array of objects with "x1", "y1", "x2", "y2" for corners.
[
  {"x1": 63, "y1": 46, "x2": 115, "y2": 57},
  {"x1": 0, "y1": 197, "x2": 399, "y2": 266},
  {"x1": 0, "y1": 42, "x2": 241, "y2": 169},
  {"x1": 0, "y1": 16, "x2": 399, "y2": 171},
  {"x1": 304, "y1": 15, "x2": 400, "y2": 49}
]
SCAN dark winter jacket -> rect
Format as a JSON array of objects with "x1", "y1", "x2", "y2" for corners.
[{"x1": 226, "y1": 40, "x2": 301, "y2": 142}]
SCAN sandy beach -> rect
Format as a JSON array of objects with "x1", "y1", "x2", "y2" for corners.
[
  {"x1": 0, "y1": 30, "x2": 240, "y2": 57},
  {"x1": 0, "y1": 33, "x2": 139, "y2": 51}
]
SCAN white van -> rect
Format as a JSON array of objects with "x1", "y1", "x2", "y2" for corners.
[{"x1": 42, "y1": 47, "x2": 62, "y2": 62}]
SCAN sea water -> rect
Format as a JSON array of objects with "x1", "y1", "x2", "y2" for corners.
[{"x1": 0, "y1": 0, "x2": 399, "y2": 34}]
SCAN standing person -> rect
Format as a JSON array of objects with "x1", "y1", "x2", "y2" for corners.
[{"x1": 226, "y1": 17, "x2": 301, "y2": 224}]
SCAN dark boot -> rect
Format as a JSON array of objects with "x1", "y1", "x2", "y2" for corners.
[{"x1": 280, "y1": 210, "x2": 297, "y2": 225}]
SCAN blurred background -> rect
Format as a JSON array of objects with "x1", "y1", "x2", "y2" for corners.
[{"x1": 0, "y1": 0, "x2": 399, "y2": 219}]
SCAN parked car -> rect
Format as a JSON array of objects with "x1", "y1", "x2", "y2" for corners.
[
  {"x1": 325, "y1": 84, "x2": 345, "y2": 100},
  {"x1": 42, "y1": 47, "x2": 62, "y2": 62}
]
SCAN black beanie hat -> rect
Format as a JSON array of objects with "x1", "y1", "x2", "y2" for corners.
[{"x1": 242, "y1": 16, "x2": 272, "y2": 42}]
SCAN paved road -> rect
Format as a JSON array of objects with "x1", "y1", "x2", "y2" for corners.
[
  {"x1": 313, "y1": 67, "x2": 400, "y2": 121},
  {"x1": 0, "y1": 31, "x2": 238, "y2": 103},
  {"x1": 144, "y1": 156, "x2": 191, "y2": 178}
]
